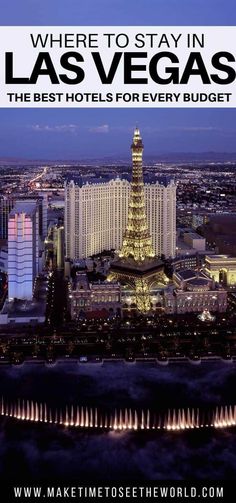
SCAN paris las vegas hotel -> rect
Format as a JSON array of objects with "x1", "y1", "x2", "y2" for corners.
[
  {"x1": 65, "y1": 175, "x2": 176, "y2": 260},
  {"x1": 63, "y1": 129, "x2": 228, "y2": 318}
]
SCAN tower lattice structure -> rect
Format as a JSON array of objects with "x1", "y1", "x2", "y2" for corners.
[
  {"x1": 110, "y1": 128, "x2": 167, "y2": 314},
  {"x1": 119, "y1": 128, "x2": 155, "y2": 262}
]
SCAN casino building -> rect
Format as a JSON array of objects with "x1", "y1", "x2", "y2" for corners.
[
  {"x1": 65, "y1": 174, "x2": 176, "y2": 261},
  {"x1": 69, "y1": 271, "x2": 121, "y2": 320},
  {"x1": 164, "y1": 269, "x2": 227, "y2": 314}
]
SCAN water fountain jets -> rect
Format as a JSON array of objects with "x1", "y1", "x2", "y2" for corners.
[{"x1": 1, "y1": 397, "x2": 236, "y2": 433}]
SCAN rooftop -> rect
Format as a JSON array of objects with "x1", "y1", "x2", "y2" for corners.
[
  {"x1": 184, "y1": 232, "x2": 205, "y2": 240},
  {"x1": 9, "y1": 200, "x2": 37, "y2": 218},
  {"x1": 0, "y1": 276, "x2": 47, "y2": 323},
  {"x1": 174, "y1": 269, "x2": 197, "y2": 281},
  {"x1": 1, "y1": 298, "x2": 45, "y2": 318},
  {"x1": 65, "y1": 174, "x2": 174, "y2": 188},
  {"x1": 206, "y1": 254, "x2": 236, "y2": 261},
  {"x1": 188, "y1": 278, "x2": 209, "y2": 286},
  {"x1": 175, "y1": 269, "x2": 209, "y2": 282}
]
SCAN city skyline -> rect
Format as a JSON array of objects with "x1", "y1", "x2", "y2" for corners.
[{"x1": 1, "y1": 104, "x2": 236, "y2": 489}]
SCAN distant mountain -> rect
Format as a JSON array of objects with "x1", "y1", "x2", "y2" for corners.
[
  {"x1": 0, "y1": 152, "x2": 236, "y2": 165},
  {"x1": 145, "y1": 152, "x2": 236, "y2": 163},
  {"x1": 0, "y1": 157, "x2": 50, "y2": 166}
]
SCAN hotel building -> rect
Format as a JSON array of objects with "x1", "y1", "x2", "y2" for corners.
[
  {"x1": 164, "y1": 269, "x2": 227, "y2": 314},
  {"x1": 8, "y1": 200, "x2": 39, "y2": 300},
  {"x1": 0, "y1": 196, "x2": 14, "y2": 240},
  {"x1": 69, "y1": 271, "x2": 121, "y2": 319},
  {"x1": 65, "y1": 176, "x2": 176, "y2": 260}
]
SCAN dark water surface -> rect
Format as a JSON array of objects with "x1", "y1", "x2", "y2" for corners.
[{"x1": 0, "y1": 362, "x2": 235, "y2": 480}]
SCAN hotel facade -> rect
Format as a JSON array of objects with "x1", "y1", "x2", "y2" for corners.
[
  {"x1": 65, "y1": 176, "x2": 176, "y2": 261},
  {"x1": 8, "y1": 200, "x2": 39, "y2": 300}
]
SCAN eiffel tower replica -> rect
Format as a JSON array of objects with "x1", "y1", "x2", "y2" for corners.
[{"x1": 110, "y1": 128, "x2": 166, "y2": 313}]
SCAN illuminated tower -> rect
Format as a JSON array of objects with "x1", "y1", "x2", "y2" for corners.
[
  {"x1": 119, "y1": 128, "x2": 155, "y2": 261},
  {"x1": 8, "y1": 200, "x2": 39, "y2": 300},
  {"x1": 110, "y1": 128, "x2": 167, "y2": 313}
]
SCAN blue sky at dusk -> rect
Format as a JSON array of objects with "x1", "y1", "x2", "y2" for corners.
[{"x1": 1, "y1": 0, "x2": 236, "y2": 160}]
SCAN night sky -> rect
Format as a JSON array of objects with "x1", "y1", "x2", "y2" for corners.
[{"x1": 0, "y1": 0, "x2": 236, "y2": 159}]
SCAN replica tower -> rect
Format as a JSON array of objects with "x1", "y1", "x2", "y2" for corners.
[
  {"x1": 110, "y1": 128, "x2": 167, "y2": 313},
  {"x1": 119, "y1": 128, "x2": 155, "y2": 261}
]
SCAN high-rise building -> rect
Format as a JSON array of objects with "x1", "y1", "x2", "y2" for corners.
[
  {"x1": 36, "y1": 192, "x2": 48, "y2": 240},
  {"x1": 65, "y1": 177, "x2": 129, "y2": 260},
  {"x1": 145, "y1": 180, "x2": 176, "y2": 259},
  {"x1": 17, "y1": 193, "x2": 48, "y2": 241},
  {"x1": 0, "y1": 196, "x2": 14, "y2": 240},
  {"x1": 53, "y1": 225, "x2": 65, "y2": 269},
  {"x1": 65, "y1": 175, "x2": 176, "y2": 260},
  {"x1": 8, "y1": 200, "x2": 39, "y2": 300},
  {"x1": 0, "y1": 194, "x2": 47, "y2": 242}
]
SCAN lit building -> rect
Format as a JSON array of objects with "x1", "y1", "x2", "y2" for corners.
[
  {"x1": 65, "y1": 176, "x2": 176, "y2": 260},
  {"x1": 8, "y1": 200, "x2": 39, "y2": 300},
  {"x1": 172, "y1": 250, "x2": 215, "y2": 272},
  {"x1": 198, "y1": 309, "x2": 215, "y2": 322},
  {"x1": 172, "y1": 254, "x2": 198, "y2": 271},
  {"x1": 164, "y1": 269, "x2": 227, "y2": 314},
  {"x1": 65, "y1": 177, "x2": 129, "y2": 260},
  {"x1": 0, "y1": 196, "x2": 14, "y2": 240},
  {"x1": 145, "y1": 179, "x2": 176, "y2": 259},
  {"x1": 0, "y1": 194, "x2": 47, "y2": 242},
  {"x1": 18, "y1": 193, "x2": 48, "y2": 241},
  {"x1": 31, "y1": 192, "x2": 48, "y2": 241},
  {"x1": 69, "y1": 271, "x2": 121, "y2": 319},
  {"x1": 52, "y1": 225, "x2": 65, "y2": 269},
  {"x1": 0, "y1": 246, "x2": 8, "y2": 273},
  {"x1": 192, "y1": 212, "x2": 210, "y2": 230},
  {"x1": 110, "y1": 128, "x2": 168, "y2": 313},
  {"x1": 204, "y1": 255, "x2": 236, "y2": 287}
]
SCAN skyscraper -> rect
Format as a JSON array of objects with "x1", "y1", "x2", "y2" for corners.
[
  {"x1": 65, "y1": 177, "x2": 130, "y2": 260},
  {"x1": 53, "y1": 225, "x2": 65, "y2": 269},
  {"x1": 8, "y1": 200, "x2": 39, "y2": 300},
  {"x1": 18, "y1": 193, "x2": 48, "y2": 241},
  {"x1": 0, "y1": 194, "x2": 47, "y2": 242},
  {"x1": 0, "y1": 196, "x2": 14, "y2": 240}
]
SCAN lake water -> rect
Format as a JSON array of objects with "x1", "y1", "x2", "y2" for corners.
[{"x1": 0, "y1": 362, "x2": 235, "y2": 480}]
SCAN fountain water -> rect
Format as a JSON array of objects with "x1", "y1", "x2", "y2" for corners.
[{"x1": 1, "y1": 397, "x2": 236, "y2": 433}]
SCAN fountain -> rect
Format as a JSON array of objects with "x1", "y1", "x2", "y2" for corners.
[{"x1": 0, "y1": 396, "x2": 236, "y2": 433}]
